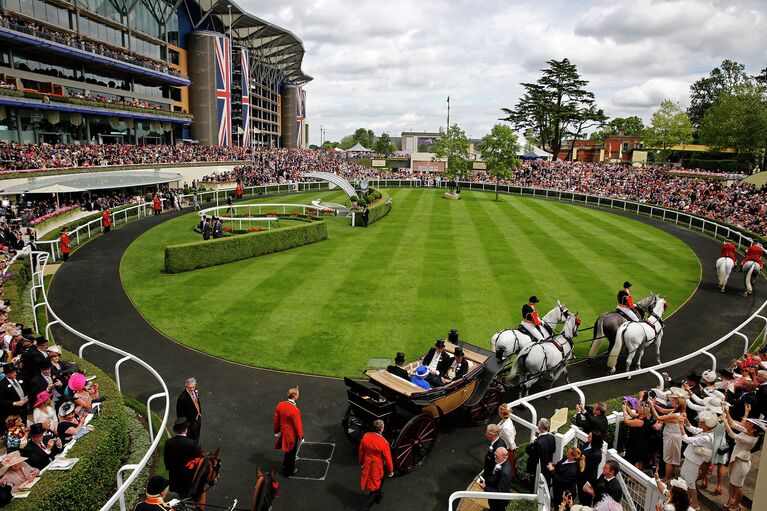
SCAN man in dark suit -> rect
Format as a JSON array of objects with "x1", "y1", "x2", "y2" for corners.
[
  {"x1": 0, "y1": 363, "x2": 28, "y2": 433},
  {"x1": 21, "y1": 422, "x2": 63, "y2": 470},
  {"x1": 575, "y1": 401, "x2": 608, "y2": 439},
  {"x1": 480, "y1": 446, "x2": 513, "y2": 511},
  {"x1": 525, "y1": 418, "x2": 556, "y2": 486},
  {"x1": 163, "y1": 418, "x2": 200, "y2": 498},
  {"x1": 20, "y1": 336, "x2": 48, "y2": 385},
  {"x1": 26, "y1": 358, "x2": 60, "y2": 402},
  {"x1": 583, "y1": 460, "x2": 623, "y2": 505},
  {"x1": 578, "y1": 431, "x2": 604, "y2": 506},
  {"x1": 483, "y1": 424, "x2": 508, "y2": 481},
  {"x1": 421, "y1": 339, "x2": 453, "y2": 387},
  {"x1": 386, "y1": 352, "x2": 409, "y2": 381},
  {"x1": 176, "y1": 378, "x2": 202, "y2": 445},
  {"x1": 440, "y1": 347, "x2": 469, "y2": 384}
]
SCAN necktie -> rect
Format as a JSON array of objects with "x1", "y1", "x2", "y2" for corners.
[{"x1": 10, "y1": 379, "x2": 23, "y2": 400}]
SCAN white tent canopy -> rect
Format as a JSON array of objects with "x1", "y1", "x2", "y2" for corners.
[{"x1": 346, "y1": 143, "x2": 372, "y2": 152}]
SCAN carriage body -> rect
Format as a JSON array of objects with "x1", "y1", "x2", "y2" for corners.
[{"x1": 342, "y1": 339, "x2": 506, "y2": 473}]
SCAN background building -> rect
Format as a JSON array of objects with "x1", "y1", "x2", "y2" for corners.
[{"x1": 0, "y1": 0, "x2": 310, "y2": 147}]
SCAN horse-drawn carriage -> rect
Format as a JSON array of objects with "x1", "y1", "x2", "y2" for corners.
[{"x1": 342, "y1": 333, "x2": 507, "y2": 473}]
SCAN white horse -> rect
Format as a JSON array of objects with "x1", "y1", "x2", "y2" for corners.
[
  {"x1": 716, "y1": 257, "x2": 736, "y2": 293},
  {"x1": 507, "y1": 310, "x2": 580, "y2": 398},
  {"x1": 743, "y1": 260, "x2": 762, "y2": 296},
  {"x1": 490, "y1": 302, "x2": 572, "y2": 359},
  {"x1": 607, "y1": 296, "x2": 668, "y2": 376}
]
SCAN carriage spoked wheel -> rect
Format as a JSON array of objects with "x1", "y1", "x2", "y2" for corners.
[
  {"x1": 467, "y1": 385, "x2": 502, "y2": 425},
  {"x1": 393, "y1": 413, "x2": 438, "y2": 473},
  {"x1": 342, "y1": 406, "x2": 367, "y2": 443}
]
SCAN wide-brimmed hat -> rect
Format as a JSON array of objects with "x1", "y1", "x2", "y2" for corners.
[
  {"x1": 34, "y1": 390, "x2": 52, "y2": 408},
  {"x1": 667, "y1": 387, "x2": 688, "y2": 399},
  {"x1": 415, "y1": 365, "x2": 429, "y2": 377},
  {"x1": 648, "y1": 387, "x2": 669, "y2": 405},
  {"x1": 701, "y1": 369, "x2": 717, "y2": 384},
  {"x1": 47, "y1": 345, "x2": 62, "y2": 354},
  {"x1": 0, "y1": 451, "x2": 27, "y2": 468},
  {"x1": 68, "y1": 373, "x2": 86, "y2": 392},
  {"x1": 571, "y1": 506, "x2": 594, "y2": 511},
  {"x1": 669, "y1": 478, "x2": 688, "y2": 490},
  {"x1": 703, "y1": 396, "x2": 726, "y2": 414},
  {"x1": 58, "y1": 401, "x2": 76, "y2": 418},
  {"x1": 699, "y1": 410, "x2": 719, "y2": 429},
  {"x1": 746, "y1": 418, "x2": 767, "y2": 432}
]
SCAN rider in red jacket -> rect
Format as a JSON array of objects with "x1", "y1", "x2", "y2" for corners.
[
  {"x1": 741, "y1": 243, "x2": 764, "y2": 268},
  {"x1": 720, "y1": 239, "x2": 737, "y2": 263}
]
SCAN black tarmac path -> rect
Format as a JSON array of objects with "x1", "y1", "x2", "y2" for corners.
[{"x1": 46, "y1": 200, "x2": 764, "y2": 511}]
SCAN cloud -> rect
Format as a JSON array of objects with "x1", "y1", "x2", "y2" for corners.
[{"x1": 238, "y1": 0, "x2": 767, "y2": 144}]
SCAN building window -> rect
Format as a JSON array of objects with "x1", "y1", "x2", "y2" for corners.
[{"x1": 622, "y1": 142, "x2": 629, "y2": 152}]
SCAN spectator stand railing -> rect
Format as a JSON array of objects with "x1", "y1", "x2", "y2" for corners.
[
  {"x1": 448, "y1": 473, "x2": 551, "y2": 511},
  {"x1": 26, "y1": 249, "x2": 170, "y2": 511}
]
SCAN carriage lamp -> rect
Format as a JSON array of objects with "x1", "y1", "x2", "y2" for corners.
[{"x1": 448, "y1": 329, "x2": 459, "y2": 343}]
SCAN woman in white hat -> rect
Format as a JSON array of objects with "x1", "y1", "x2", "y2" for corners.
[
  {"x1": 0, "y1": 451, "x2": 40, "y2": 493},
  {"x1": 650, "y1": 389, "x2": 687, "y2": 482},
  {"x1": 722, "y1": 404, "x2": 764, "y2": 511},
  {"x1": 700, "y1": 396, "x2": 728, "y2": 495},
  {"x1": 652, "y1": 475, "x2": 694, "y2": 511},
  {"x1": 679, "y1": 410, "x2": 717, "y2": 509}
]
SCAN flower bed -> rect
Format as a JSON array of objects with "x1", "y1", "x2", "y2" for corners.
[{"x1": 29, "y1": 205, "x2": 79, "y2": 226}]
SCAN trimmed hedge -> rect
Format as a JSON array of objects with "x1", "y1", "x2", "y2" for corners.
[
  {"x1": 165, "y1": 220, "x2": 328, "y2": 273},
  {"x1": 351, "y1": 191, "x2": 391, "y2": 226},
  {"x1": 7, "y1": 350, "x2": 127, "y2": 511}
]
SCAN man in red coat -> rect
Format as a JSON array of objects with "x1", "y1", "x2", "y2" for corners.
[
  {"x1": 720, "y1": 238, "x2": 737, "y2": 263},
  {"x1": 102, "y1": 208, "x2": 112, "y2": 233},
  {"x1": 59, "y1": 228, "x2": 70, "y2": 261},
  {"x1": 741, "y1": 242, "x2": 764, "y2": 268},
  {"x1": 235, "y1": 182, "x2": 244, "y2": 199},
  {"x1": 358, "y1": 419, "x2": 393, "y2": 510},
  {"x1": 273, "y1": 387, "x2": 303, "y2": 477},
  {"x1": 152, "y1": 195, "x2": 162, "y2": 216}
]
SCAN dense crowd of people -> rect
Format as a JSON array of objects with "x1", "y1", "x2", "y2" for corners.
[{"x1": 0, "y1": 12, "x2": 182, "y2": 77}]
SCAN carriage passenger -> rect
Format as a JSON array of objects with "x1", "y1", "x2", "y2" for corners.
[
  {"x1": 440, "y1": 347, "x2": 468, "y2": 385},
  {"x1": 386, "y1": 352, "x2": 409, "y2": 381},
  {"x1": 411, "y1": 366, "x2": 431, "y2": 390},
  {"x1": 616, "y1": 281, "x2": 640, "y2": 322},
  {"x1": 520, "y1": 296, "x2": 546, "y2": 342},
  {"x1": 421, "y1": 339, "x2": 452, "y2": 387}
]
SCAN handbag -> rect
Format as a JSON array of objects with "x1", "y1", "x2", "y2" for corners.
[{"x1": 694, "y1": 446, "x2": 712, "y2": 459}]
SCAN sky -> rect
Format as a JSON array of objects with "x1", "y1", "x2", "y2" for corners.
[{"x1": 246, "y1": 0, "x2": 767, "y2": 146}]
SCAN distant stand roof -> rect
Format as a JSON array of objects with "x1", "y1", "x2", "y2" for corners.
[
  {"x1": 519, "y1": 145, "x2": 552, "y2": 160},
  {"x1": 0, "y1": 170, "x2": 183, "y2": 194},
  {"x1": 347, "y1": 143, "x2": 372, "y2": 152}
]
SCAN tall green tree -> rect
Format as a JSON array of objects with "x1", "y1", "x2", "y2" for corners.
[
  {"x1": 433, "y1": 124, "x2": 470, "y2": 179},
  {"x1": 688, "y1": 60, "x2": 750, "y2": 131},
  {"x1": 501, "y1": 58, "x2": 602, "y2": 159},
  {"x1": 339, "y1": 128, "x2": 376, "y2": 149},
  {"x1": 643, "y1": 100, "x2": 693, "y2": 159},
  {"x1": 478, "y1": 124, "x2": 521, "y2": 201},
  {"x1": 699, "y1": 83, "x2": 767, "y2": 169},
  {"x1": 590, "y1": 116, "x2": 645, "y2": 142},
  {"x1": 373, "y1": 132, "x2": 396, "y2": 155}
]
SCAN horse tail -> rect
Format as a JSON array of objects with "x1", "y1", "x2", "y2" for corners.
[
  {"x1": 490, "y1": 331, "x2": 501, "y2": 352},
  {"x1": 588, "y1": 317, "x2": 604, "y2": 361},
  {"x1": 607, "y1": 324, "x2": 625, "y2": 371}
]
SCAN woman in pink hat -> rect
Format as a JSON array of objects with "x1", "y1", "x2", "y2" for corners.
[
  {"x1": 32, "y1": 391, "x2": 57, "y2": 432},
  {"x1": 68, "y1": 373, "x2": 100, "y2": 414},
  {"x1": 0, "y1": 451, "x2": 39, "y2": 493}
]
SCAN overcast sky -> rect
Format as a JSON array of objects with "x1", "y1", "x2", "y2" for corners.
[{"x1": 247, "y1": 0, "x2": 767, "y2": 146}]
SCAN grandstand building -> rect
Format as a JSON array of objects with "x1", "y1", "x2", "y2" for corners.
[{"x1": 0, "y1": 0, "x2": 310, "y2": 147}]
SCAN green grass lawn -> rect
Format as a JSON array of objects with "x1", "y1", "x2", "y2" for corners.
[{"x1": 120, "y1": 189, "x2": 700, "y2": 377}]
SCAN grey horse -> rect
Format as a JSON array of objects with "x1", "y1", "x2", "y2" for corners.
[{"x1": 586, "y1": 294, "x2": 656, "y2": 366}]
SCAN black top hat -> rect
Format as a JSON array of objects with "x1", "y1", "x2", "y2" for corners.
[
  {"x1": 146, "y1": 475, "x2": 170, "y2": 496},
  {"x1": 173, "y1": 417, "x2": 188, "y2": 433},
  {"x1": 1, "y1": 363, "x2": 16, "y2": 374},
  {"x1": 624, "y1": 281, "x2": 632, "y2": 288},
  {"x1": 718, "y1": 369, "x2": 734, "y2": 379},
  {"x1": 686, "y1": 371, "x2": 701, "y2": 384},
  {"x1": 21, "y1": 328, "x2": 32, "y2": 336},
  {"x1": 528, "y1": 296, "x2": 539, "y2": 304},
  {"x1": 435, "y1": 339, "x2": 446, "y2": 348},
  {"x1": 29, "y1": 423, "x2": 45, "y2": 436},
  {"x1": 454, "y1": 347, "x2": 464, "y2": 358},
  {"x1": 394, "y1": 352, "x2": 405, "y2": 363},
  {"x1": 35, "y1": 336, "x2": 48, "y2": 346},
  {"x1": 39, "y1": 358, "x2": 52, "y2": 369}
]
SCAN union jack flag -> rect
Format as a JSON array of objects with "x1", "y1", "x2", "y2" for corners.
[
  {"x1": 214, "y1": 36, "x2": 231, "y2": 147},
  {"x1": 241, "y1": 48, "x2": 250, "y2": 147},
  {"x1": 296, "y1": 87, "x2": 305, "y2": 148}
]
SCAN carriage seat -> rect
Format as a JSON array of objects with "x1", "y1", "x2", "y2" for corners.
[{"x1": 368, "y1": 369, "x2": 424, "y2": 396}]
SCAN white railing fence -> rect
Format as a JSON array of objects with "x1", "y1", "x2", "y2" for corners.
[
  {"x1": 24, "y1": 251, "x2": 170, "y2": 511},
  {"x1": 448, "y1": 474, "x2": 551, "y2": 511}
]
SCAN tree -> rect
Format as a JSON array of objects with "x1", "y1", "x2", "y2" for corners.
[
  {"x1": 478, "y1": 124, "x2": 521, "y2": 201},
  {"x1": 688, "y1": 60, "x2": 750, "y2": 131},
  {"x1": 373, "y1": 132, "x2": 396, "y2": 155},
  {"x1": 339, "y1": 128, "x2": 376, "y2": 149},
  {"x1": 643, "y1": 100, "x2": 693, "y2": 159},
  {"x1": 590, "y1": 116, "x2": 645, "y2": 142},
  {"x1": 699, "y1": 83, "x2": 767, "y2": 169},
  {"x1": 565, "y1": 104, "x2": 607, "y2": 159},
  {"x1": 502, "y1": 58, "x2": 601, "y2": 159},
  {"x1": 320, "y1": 140, "x2": 340, "y2": 150},
  {"x1": 433, "y1": 124, "x2": 470, "y2": 180}
]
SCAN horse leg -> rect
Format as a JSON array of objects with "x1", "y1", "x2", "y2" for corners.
[
  {"x1": 655, "y1": 335, "x2": 663, "y2": 365},
  {"x1": 624, "y1": 348, "x2": 635, "y2": 378}
]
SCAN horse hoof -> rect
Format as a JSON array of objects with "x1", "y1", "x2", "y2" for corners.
[
  {"x1": 626, "y1": 375, "x2": 632, "y2": 380},
  {"x1": 545, "y1": 395, "x2": 552, "y2": 400},
  {"x1": 720, "y1": 288, "x2": 725, "y2": 293}
]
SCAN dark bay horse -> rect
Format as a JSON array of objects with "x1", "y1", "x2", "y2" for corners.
[
  {"x1": 586, "y1": 294, "x2": 655, "y2": 366},
  {"x1": 187, "y1": 449, "x2": 222, "y2": 510},
  {"x1": 252, "y1": 468, "x2": 279, "y2": 511}
]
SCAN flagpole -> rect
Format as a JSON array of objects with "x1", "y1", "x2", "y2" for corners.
[{"x1": 446, "y1": 96, "x2": 450, "y2": 131}]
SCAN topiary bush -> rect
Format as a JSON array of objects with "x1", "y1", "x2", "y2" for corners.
[{"x1": 165, "y1": 220, "x2": 328, "y2": 273}]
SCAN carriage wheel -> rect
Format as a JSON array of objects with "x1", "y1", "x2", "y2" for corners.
[
  {"x1": 342, "y1": 406, "x2": 366, "y2": 443},
  {"x1": 467, "y1": 386, "x2": 502, "y2": 426},
  {"x1": 393, "y1": 414, "x2": 438, "y2": 473}
]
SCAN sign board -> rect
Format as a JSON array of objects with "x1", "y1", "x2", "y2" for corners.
[
  {"x1": 472, "y1": 161, "x2": 487, "y2": 170},
  {"x1": 413, "y1": 161, "x2": 446, "y2": 173},
  {"x1": 372, "y1": 159, "x2": 387, "y2": 167}
]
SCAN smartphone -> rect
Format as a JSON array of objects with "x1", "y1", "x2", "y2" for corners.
[{"x1": 583, "y1": 481, "x2": 592, "y2": 490}]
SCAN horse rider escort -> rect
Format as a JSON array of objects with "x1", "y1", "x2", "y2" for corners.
[
  {"x1": 616, "y1": 281, "x2": 640, "y2": 322},
  {"x1": 721, "y1": 238, "x2": 737, "y2": 264},
  {"x1": 741, "y1": 242, "x2": 764, "y2": 271},
  {"x1": 520, "y1": 296, "x2": 547, "y2": 342}
]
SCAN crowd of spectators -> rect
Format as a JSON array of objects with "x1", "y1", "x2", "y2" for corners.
[{"x1": 0, "y1": 12, "x2": 182, "y2": 77}]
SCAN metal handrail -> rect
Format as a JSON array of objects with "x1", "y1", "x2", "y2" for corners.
[{"x1": 25, "y1": 251, "x2": 170, "y2": 511}]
